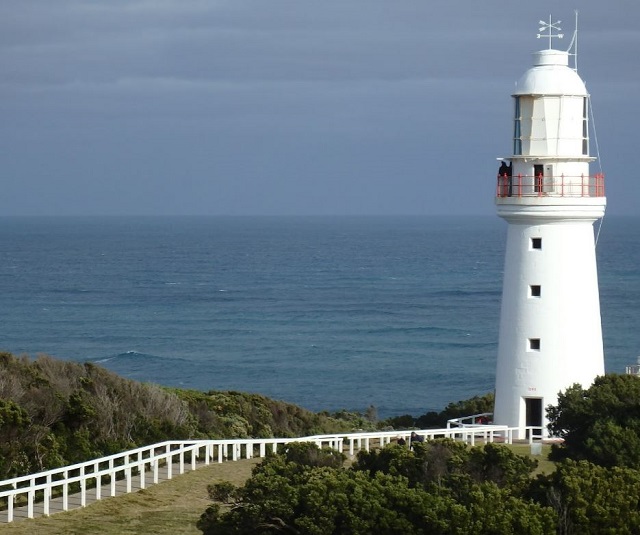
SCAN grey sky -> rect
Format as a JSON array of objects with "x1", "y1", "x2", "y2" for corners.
[{"x1": 2, "y1": 1, "x2": 639, "y2": 216}]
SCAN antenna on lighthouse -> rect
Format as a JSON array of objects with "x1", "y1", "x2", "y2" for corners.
[
  {"x1": 565, "y1": 10, "x2": 580, "y2": 72},
  {"x1": 536, "y1": 15, "x2": 564, "y2": 49}
]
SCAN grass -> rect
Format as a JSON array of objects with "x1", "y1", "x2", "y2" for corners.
[
  {"x1": 507, "y1": 443, "x2": 556, "y2": 475},
  {"x1": 0, "y1": 459, "x2": 260, "y2": 535}
]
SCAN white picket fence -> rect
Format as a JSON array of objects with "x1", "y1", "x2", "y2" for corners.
[
  {"x1": 0, "y1": 424, "x2": 517, "y2": 523},
  {"x1": 447, "y1": 412, "x2": 546, "y2": 442}
]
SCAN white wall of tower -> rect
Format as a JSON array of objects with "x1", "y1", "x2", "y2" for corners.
[{"x1": 493, "y1": 213, "x2": 605, "y2": 432}]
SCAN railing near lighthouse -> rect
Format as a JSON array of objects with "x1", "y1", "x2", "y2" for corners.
[
  {"x1": 625, "y1": 356, "x2": 640, "y2": 376},
  {"x1": 447, "y1": 413, "x2": 545, "y2": 443},
  {"x1": 496, "y1": 173, "x2": 605, "y2": 198},
  {"x1": 0, "y1": 426, "x2": 516, "y2": 523}
]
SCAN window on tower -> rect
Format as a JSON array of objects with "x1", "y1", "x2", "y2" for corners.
[
  {"x1": 528, "y1": 338, "x2": 541, "y2": 351},
  {"x1": 582, "y1": 97, "x2": 589, "y2": 155},
  {"x1": 513, "y1": 96, "x2": 522, "y2": 155},
  {"x1": 530, "y1": 285, "x2": 541, "y2": 298},
  {"x1": 531, "y1": 238, "x2": 542, "y2": 250}
]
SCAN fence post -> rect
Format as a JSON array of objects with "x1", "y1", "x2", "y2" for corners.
[
  {"x1": 7, "y1": 492, "x2": 14, "y2": 522},
  {"x1": 63, "y1": 478, "x2": 69, "y2": 510},
  {"x1": 110, "y1": 460, "x2": 117, "y2": 496},
  {"x1": 80, "y1": 477, "x2": 86, "y2": 508},
  {"x1": 44, "y1": 473, "x2": 53, "y2": 515},
  {"x1": 27, "y1": 489, "x2": 34, "y2": 518},
  {"x1": 139, "y1": 451, "x2": 146, "y2": 490},
  {"x1": 153, "y1": 457, "x2": 159, "y2": 484},
  {"x1": 125, "y1": 466, "x2": 132, "y2": 493}
]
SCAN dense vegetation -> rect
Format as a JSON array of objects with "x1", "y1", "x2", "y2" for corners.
[
  {"x1": 385, "y1": 392, "x2": 494, "y2": 429},
  {"x1": 0, "y1": 351, "x2": 497, "y2": 480},
  {"x1": 198, "y1": 374, "x2": 640, "y2": 534},
  {"x1": 197, "y1": 441, "x2": 555, "y2": 534},
  {"x1": 548, "y1": 373, "x2": 640, "y2": 467},
  {"x1": 8, "y1": 350, "x2": 640, "y2": 532},
  {"x1": 0, "y1": 352, "x2": 365, "y2": 478}
]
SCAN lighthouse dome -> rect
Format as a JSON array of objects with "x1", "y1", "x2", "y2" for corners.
[{"x1": 513, "y1": 49, "x2": 587, "y2": 96}]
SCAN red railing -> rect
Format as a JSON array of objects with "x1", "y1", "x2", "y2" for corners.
[{"x1": 496, "y1": 173, "x2": 605, "y2": 198}]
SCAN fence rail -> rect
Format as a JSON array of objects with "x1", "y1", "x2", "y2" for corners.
[
  {"x1": 496, "y1": 173, "x2": 605, "y2": 198},
  {"x1": 447, "y1": 413, "x2": 545, "y2": 442},
  {"x1": 0, "y1": 426, "x2": 524, "y2": 523}
]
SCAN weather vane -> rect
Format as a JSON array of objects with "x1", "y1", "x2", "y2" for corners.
[{"x1": 537, "y1": 15, "x2": 564, "y2": 49}]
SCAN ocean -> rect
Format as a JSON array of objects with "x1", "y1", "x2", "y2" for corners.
[{"x1": 1, "y1": 215, "x2": 638, "y2": 418}]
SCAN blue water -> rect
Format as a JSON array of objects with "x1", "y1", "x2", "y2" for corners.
[{"x1": 1, "y1": 216, "x2": 638, "y2": 418}]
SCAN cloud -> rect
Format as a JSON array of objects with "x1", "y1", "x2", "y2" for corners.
[{"x1": 1, "y1": 0, "x2": 638, "y2": 215}]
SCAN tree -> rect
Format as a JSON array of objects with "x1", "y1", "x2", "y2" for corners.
[
  {"x1": 0, "y1": 399, "x2": 31, "y2": 477},
  {"x1": 530, "y1": 459, "x2": 640, "y2": 535},
  {"x1": 415, "y1": 393, "x2": 494, "y2": 429},
  {"x1": 0, "y1": 352, "x2": 360, "y2": 476},
  {"x1": 353, "y1": 439, "x2": 538, "y2": 497},
  {"x1": 198, "y1": 442, "x2": 556, "y2": 535},
  {"x1": 280, "y1": 441, "x2": 345, "y2": 469},
  {"x1": 547, "y1": 374, "x2": 640, "y2": 467},
  {"x1": 466, "y1": 442, "x2": 538, "y2": 497},
  {"x1": 464, "y1": 482, "x2": 555, "y2": 535}
]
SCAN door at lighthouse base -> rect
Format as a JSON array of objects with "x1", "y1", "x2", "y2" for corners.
[{"x1": 525, "y1": 397, "x2": 543, "y2": 438}]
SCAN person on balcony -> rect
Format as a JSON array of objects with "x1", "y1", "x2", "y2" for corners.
[{"x1": 498, "y1": 161, "x2": 513, "y2": 197}]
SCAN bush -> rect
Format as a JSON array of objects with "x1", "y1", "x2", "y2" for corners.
[
  {"x1": 547, "y1": 374, "x2": 640, "y2": 467},
  {"x1": 198, "y1": 441, "x2": 556, "y2": 535},
  {"x1": 0, "y1": 352, "x2": 358, "y2": 477},
  {"x1": 281, "y1": 441, "x2": 346, "y2": 469},
  {"x1": 207, "y1": 481, "x2": 237, "y2": 503},
  {"x1": 353, "y1": 439, "x2": 537, "y2": 498},
  {"x1": 530, "y1": 459, "x2": 640, "y2": 534},
  {"x1": 415, "y1": 393, "x2": 495, "y2": 429}
]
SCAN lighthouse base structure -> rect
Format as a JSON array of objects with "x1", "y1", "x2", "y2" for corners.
[{"x1": 493, "y1": 199, "x2": 606, "y2": 439}]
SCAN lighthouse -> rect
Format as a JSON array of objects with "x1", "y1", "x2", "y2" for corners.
[{"x1": 493, "y1": 18, "x2": 606, "y2": 438}]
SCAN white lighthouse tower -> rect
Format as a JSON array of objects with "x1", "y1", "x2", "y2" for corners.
[{"x1": 493, "y1": 17, "x2": 606, "y2": 438}]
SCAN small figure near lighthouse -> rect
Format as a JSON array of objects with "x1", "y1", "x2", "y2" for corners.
[{"x1": 492, "y1": 16, "x2": 606, "y2": 439}]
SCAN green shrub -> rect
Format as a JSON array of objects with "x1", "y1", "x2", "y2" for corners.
[{"x1": 207, "y1": 481, "x2": 237, "y2": 503}]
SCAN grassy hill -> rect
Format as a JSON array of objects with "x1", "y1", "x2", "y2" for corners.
[{"x1": 0, "y1": 458, "x2": 259, "y2": 535}]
